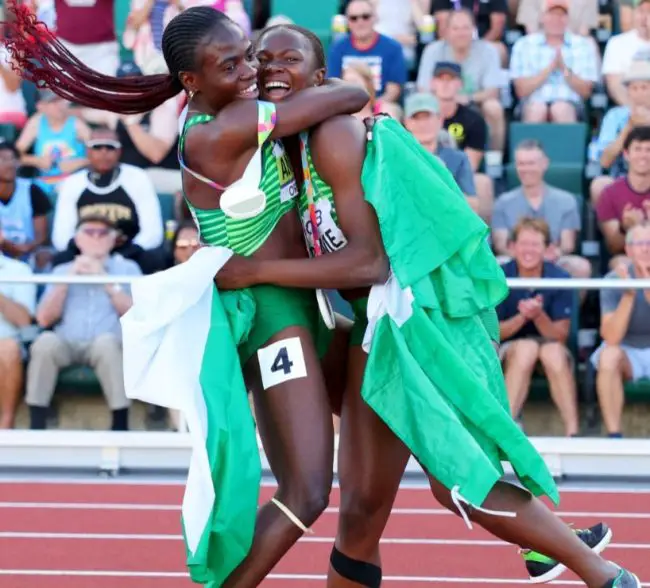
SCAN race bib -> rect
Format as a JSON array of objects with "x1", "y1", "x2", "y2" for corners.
[
  {"x1": 273, "y1": 143, "x2": 298, "y2": 204},
  {"x1": 302, "y1": 197, "x2": 348, "y2": 257}
]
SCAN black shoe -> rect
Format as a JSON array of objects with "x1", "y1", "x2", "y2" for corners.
[{"x1": 521, "y1": 522, "x2": 613, "y2": 583}]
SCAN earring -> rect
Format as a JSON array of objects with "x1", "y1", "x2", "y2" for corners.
[{"x1": 188, "y1": 90, "x2": 196, "y2": 102}]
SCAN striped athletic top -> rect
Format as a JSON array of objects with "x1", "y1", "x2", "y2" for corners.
[
  {"x1": 298, "y1": 133, "x2": 348, "y2": 258},
  {"x1": 180, "y1": 101, "x2": 299, "y2": 255}
]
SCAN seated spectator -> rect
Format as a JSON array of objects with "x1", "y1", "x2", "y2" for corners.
[
  {"x1": 327, "y1": 0, "x2": 407, "y2": 104},
  {"x1": 0, "y1": 253, "x2": 35, "y2": 428},
  {"x1": 0, "y1": 41, "x2": 27, "y2": 129},
  {"x1": 27, "y1": 215, "x2": 141, "y2": 431},
  {"x1": 496, "y1": 217, "x2": 579, "y2": 437},
  {"x1": 416, "y1": 9, "x2": 505, "y2": 152},
  {"x1": 51, "y1": 127, "x2": 164, "y2": 275},
  {"x1": 403, "y1": 92, "x2": 479, "y2": 213},
  {"x1": 491, "y1": 139, "x2": 591, "y2": 279},
  {"x1": 602, "y1": 0, "x2": 650, "y2": 106},
  {"x1": 431, "y1": 61, "x2": 494, "y2": 220},
  {"x1": 619, "y1": 0, "x2": 636, "y2": 34},
  {"x1": 591, "y1": 222, "x2": 650, "y2": 437},
  {"x1": 509, "y1": 0, "x2": 599, "y2": 123},
  {"x1": 595, "y1": 125, "x2": 650, "y2": 268},
  {"x1": 517, "y1": 0, "x2": 599, "y2": 37},
  {"x1": 0, "y1": 140, "x2": 51, "y2": 263},
  {"x1": 16, "y1": 90, "x2": 90, "y2": 197},
  {"x1": 80, "y1": 62, "x2": 181, "y2": 195},
  {"x1": 431, "y1": 0, "x2": 508, "y2": 65},
  {"x1": 374, "y1": 0, "x2": 419, "y2": 69},
  {"x1": 590, "y1": 59, "x2": 650, "y2": 207},
  {"x1": 342, "y1": 62, "x2": 402, "y2": 120}
]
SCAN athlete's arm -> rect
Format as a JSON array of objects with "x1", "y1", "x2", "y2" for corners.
[
  {"x1": 216, "y1": 80, "x2": 369, "y2": 152},
  {"x1": 245, "y1": 116, "x2": 389, "y2": 289}
]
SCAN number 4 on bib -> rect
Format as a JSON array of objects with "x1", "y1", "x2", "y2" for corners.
[
  {"x1": 257, "y1": 337, "x2": 307, "y2": 390},
  {"x1": 271, "y1": 346, "x2": 293, "y2": 375}
]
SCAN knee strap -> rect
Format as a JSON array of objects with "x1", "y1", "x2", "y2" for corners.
[
  {"x1": 330, "y1": 546, "x2": 382, "y2": 587},
  {"x1": 271, "y1": 498, "x2": 313, "y2": 534}
]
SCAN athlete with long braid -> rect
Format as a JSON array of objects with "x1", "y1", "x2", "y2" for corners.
[
  {"x1": 215, "y1": 24, "x2": 639, "y2": 588},
  {"x1": 1, "y1": 4, "x2": 375, "y2": 587}
]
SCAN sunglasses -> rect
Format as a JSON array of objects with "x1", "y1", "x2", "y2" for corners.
[
  {"x1": 630, "y1": 240, "x2": 650, "y2": 247},
  {"x1": 348, "y1": 13, "x2": 372, "y2": 21},
  {"x1": 81, "y1": 227, "x2": 112, "y2": 238},
  {"x1": 86, "y1": 140, "x2": 121, "y2": 151},
  {"x1": 176, "y1": 238, "x2": 200, "y2": 248}
]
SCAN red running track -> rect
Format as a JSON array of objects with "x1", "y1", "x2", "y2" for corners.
[{"x1": 0, "y1": 481, "x2": 648, "y2": 587}]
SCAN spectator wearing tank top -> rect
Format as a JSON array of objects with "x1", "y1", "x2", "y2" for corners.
[
  {"x1": 79, "y1": 62, "x2": 181, "y2": 194},
  {"x1": 16, "y1": 90, "x2": 90, "y2": 197},
  {"x1": 0, "y1": 43, "x2": 27, "y2": 129}
]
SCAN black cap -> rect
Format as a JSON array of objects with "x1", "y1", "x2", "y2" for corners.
[
  {"x1": 116, "y1": 61, "x2": 143, "y2": 78},
  {"x1": 76, "y1": 213, "x2": 116, "y2": 230},
  {"x1": 433, "y1": 61, "x2": 462, "y2": 78},
  {"x1": 0, "y1": 139, "x2": 19, "y2": 158}
]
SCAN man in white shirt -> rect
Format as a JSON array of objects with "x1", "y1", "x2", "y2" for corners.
[
  {"x1": 0, "y1": 254, "x2": 36, "y2": 428},
  {"x1": 602, "y1": 0, "x2": 650, "y2": 105}
]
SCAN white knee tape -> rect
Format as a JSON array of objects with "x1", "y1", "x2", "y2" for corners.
[{"x1": 257, "y1": 336, "x2": 308, "y2": 390}]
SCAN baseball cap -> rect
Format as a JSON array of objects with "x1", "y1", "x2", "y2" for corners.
[
  {"x1": 404, "y1": 93, "x2": 440, "y2": 118},
  {"x1": 76, "y1": 213, "x2": 116, "y2": 230},
  {"x1": 116, "y1": 61, "x2": 143, "y2": 78},
  {"x1": 433, "y1": 61, "x2": 462, "y2": 78},
  {"x1": 543, "y1": 0, "x2": 569, "y2": 11}
]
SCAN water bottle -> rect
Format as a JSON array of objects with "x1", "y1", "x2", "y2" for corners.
[
  {"x1": 165, "y1": 219, "x2": 178, "y2": 242},
  {"x1": 419, "y1": 15, "x2": 435, "y2": 45}
]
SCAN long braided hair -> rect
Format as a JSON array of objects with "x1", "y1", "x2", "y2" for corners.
[{"x1": 2, "y1": 2, "x2": 232, "y2": 114}]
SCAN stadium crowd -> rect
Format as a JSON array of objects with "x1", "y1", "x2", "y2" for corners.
[{"x1": 0, "y1": 0, "x2": 648, "y2": 438}]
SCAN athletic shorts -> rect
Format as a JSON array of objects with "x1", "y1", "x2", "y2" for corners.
[
  {"x1": 237, "y1": 284, "x2": 331, "y2": 365},
  {"x1": 349, "y1": 297, "x2": 369, "y2": 348}
]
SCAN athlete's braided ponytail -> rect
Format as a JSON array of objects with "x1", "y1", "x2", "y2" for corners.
[{"x1": 3, "y1": 2, "x2": 231, "y2": 114}]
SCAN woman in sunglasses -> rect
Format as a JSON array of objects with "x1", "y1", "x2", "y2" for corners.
[{"x1": 4, "y1": 3, "x2": 370, "y2": 587}]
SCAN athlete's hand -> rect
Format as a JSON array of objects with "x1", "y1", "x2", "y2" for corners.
[{"x1": 214, "y1": 255, "x2": 259, "y2": 290}]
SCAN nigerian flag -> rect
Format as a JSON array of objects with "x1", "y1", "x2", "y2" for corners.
[
  {"x1": 121, "y1": 247, "x2": 262, "y2": 586},
  {"x1": 359, "y1": 119, "x2": 559, "y2": 508}
]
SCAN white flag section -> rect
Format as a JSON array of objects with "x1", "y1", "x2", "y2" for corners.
[{"x1": 120, "y1": 246, "x2": 233, "y2": 554}]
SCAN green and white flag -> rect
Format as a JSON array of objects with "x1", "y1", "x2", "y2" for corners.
[
  {"x1": 359, "y1": 119, "x2": 560, "y2": 509},
  {"x1": 121, "y1": 247, "x2": 261, "y2": 585}
]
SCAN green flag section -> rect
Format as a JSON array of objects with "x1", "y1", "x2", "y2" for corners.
[
  {"x1": 121, "y1": 248, "x2": 262, "y2": 587},
  {"x1": 185, "y1": 288, "x2": 261, "y2": 585},
  {"x1": 360, "y1": 119, "x2": 559, "y2": 508}
]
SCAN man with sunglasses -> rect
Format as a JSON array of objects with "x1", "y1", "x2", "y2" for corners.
[
  {"x1": 591, "y1": 221, "x2": 650, "y2": 438},
  {"x1": 26, "y1": 213, "x2": 141, "y2": 431},
  {"x1": 327, "y1": 0, "x2": 407, "y2": 104},
  {"x1": 50, "y1": 127, "x2": 164, "y2": 274}
]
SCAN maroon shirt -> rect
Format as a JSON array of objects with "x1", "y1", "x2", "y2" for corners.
[
  {"x1": 54, "y1": 0, "x2": 115, "y2": 45},
  {"x1": 596, "y1": 177, "x2": 650, "y2": 224}
]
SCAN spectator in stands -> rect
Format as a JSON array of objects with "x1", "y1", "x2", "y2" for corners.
[
  {"x1": 342, "y1": 62, "x2": 402, "y2": 120},
  {"x1": 51, "y1": 127, "x2": 164, "y2": 274},
  {"x1": 492, "y1": 139, "x2": 591, "y2": 279},
  {"x1": 0, "y1": 253, "x2": 35, "y2": 428},
  {"x1": 33, "y1": 0, "x2": 119, "y2": 76},
  {"x1": 516, "y1": 0, "x2": 599, "y2": 37},
  {"x1": 496, "y1": 217, "x2": 579, "y2": 437},
  {"x1": 431, "y1": 0, "x2": 508, "y2": 65},
  {"x1": 590, "y1": 59, "x2": 650, "y2": 207},
  {"x1": 619, "y1": 0, "x2": 636, "y2": 33},
  {"x1": 403, "y1": 92, "x2": 479, "y2": 213},
  {"x1": 591, "y1": 221, "x2": 650, "y2": 437},
  {"x1": 81, "y1": 62, "x2": 181, "y2": 194},
  {"x1": 0, "y1": 41, "x2": 27, "y2": 129},
  {"x1": 27, "y1": 214, "x2": 140, "y2": 431},
  {"x1": 0, "y1": 140, "x2": 51, "y2": 262},
  {"x1": 430, "y1": 61, "x2": 494, "y2": 220},
  {"x1": 602, "y1": 0, "x2": 650, "y2": 106},
  {"x1": 416, "y1": 9, "x2": 505, "y2": 152},
  {"x1": 596, "y1": 125, "x2": 650, "y2": 267},
  {"x1": 327, "y1": 0, "x2": 407, "y2": 104},
  {"x1": 16, "y1": 90, "x2": 90, "y2": 197},
  {"x1": 373, "y1": 0, "x2": 419, "y2": 69},
  {"x1": 509, "y1": 0, "x2": 599, "y2": 123}
]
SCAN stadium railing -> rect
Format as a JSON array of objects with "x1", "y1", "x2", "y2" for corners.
[{"x1": 0, "y1": 274, "x2": 649, "y2": 481}]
